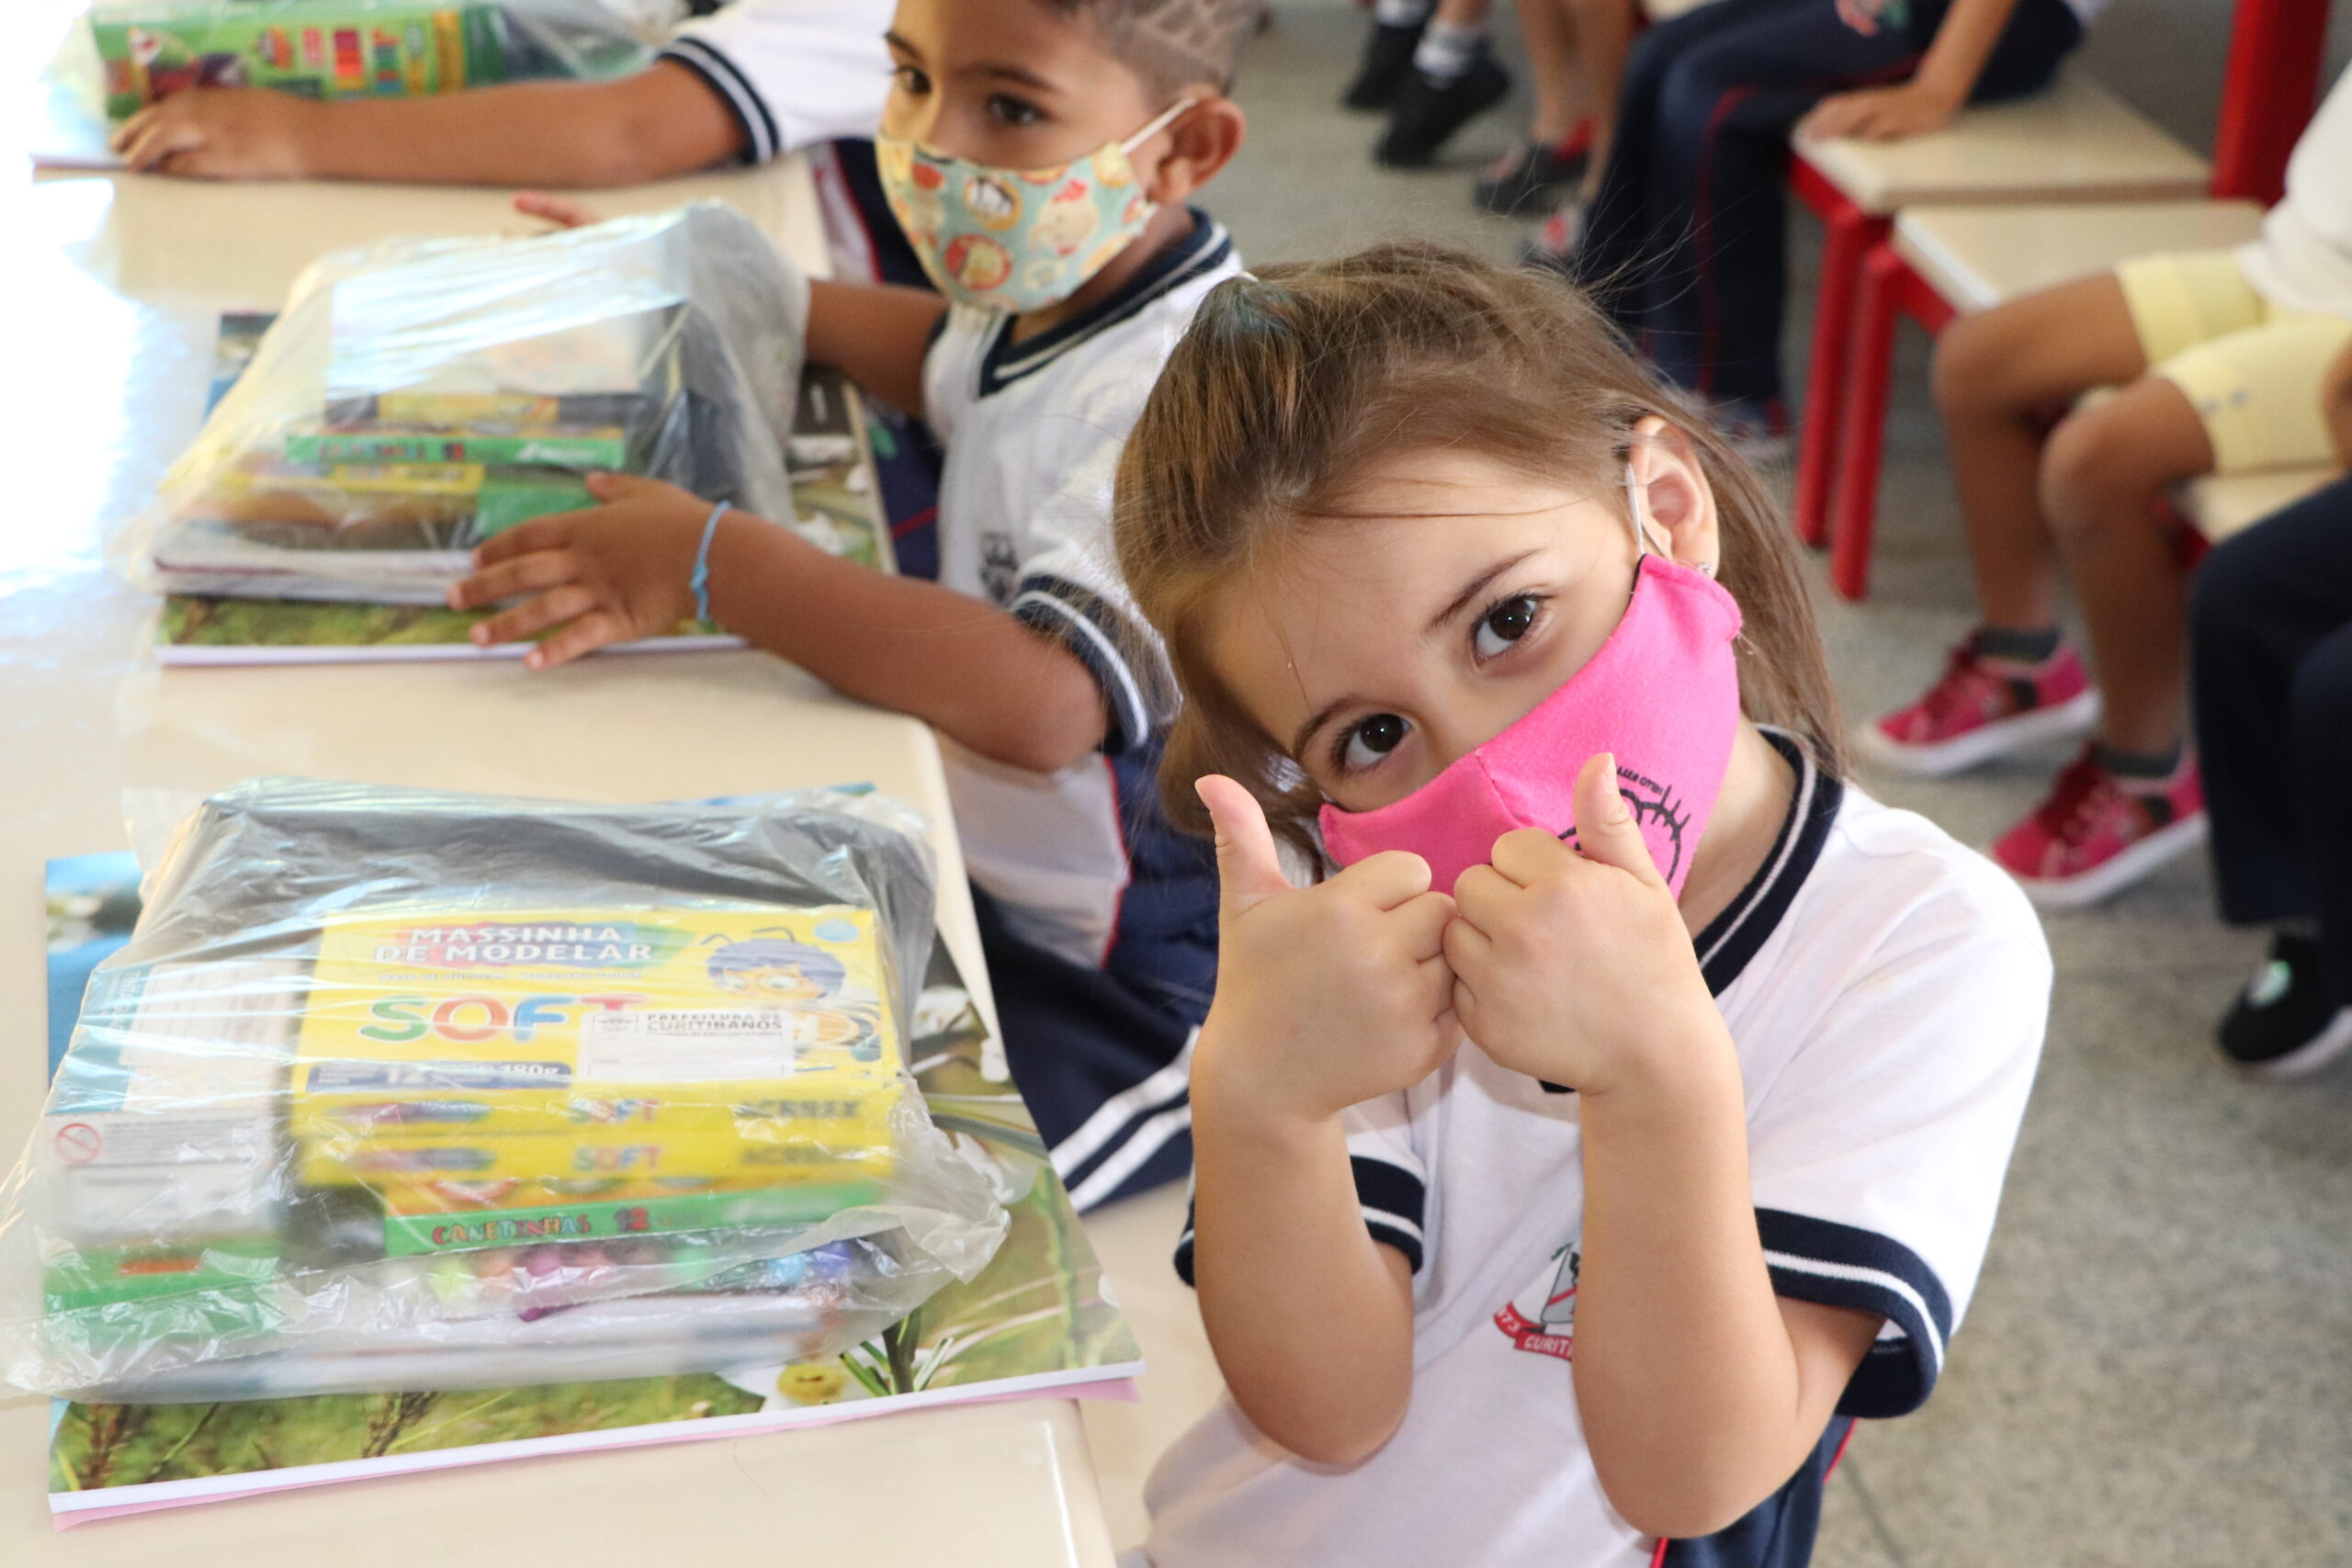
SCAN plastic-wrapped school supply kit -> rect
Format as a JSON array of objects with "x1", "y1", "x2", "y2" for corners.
[
  {"x1": 130, "y1": 203, "x2": 810, "y2": 605},
  {"x1": 75, "y1": 0, "x2": 673, "y2": 122},
  {"x1": 0, "y1": 781, "x2": 1007, "y2": 1403}
]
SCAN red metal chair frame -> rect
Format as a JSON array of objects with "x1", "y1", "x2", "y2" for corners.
[
  {"x1": 1789, "y1": 158, "x2": 1884, "y2": 547},
  {"x1": 1786, "y1": 0, "x2": 2330, "y2": 598}
]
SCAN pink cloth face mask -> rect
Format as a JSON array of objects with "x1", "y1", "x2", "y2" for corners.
[{"x1": 1317, "y1": 473, "x2": 1745, "y2": 897}]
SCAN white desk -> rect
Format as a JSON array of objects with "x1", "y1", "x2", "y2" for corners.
[{"x1": 1, "y1": 162, "x2": 1114, "y2": 1564}]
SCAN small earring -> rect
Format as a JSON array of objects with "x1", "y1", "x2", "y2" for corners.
[{"x1": 1695, "y1": 561, "x2": 1718, "y2": 579}]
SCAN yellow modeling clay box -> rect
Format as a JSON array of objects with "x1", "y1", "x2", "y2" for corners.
[
  {"x1": 295, "y1": 1116, "x2": 898, "y2": 1187},
  {"x1": 289, "y1": 908, "x2": 906, "y2": 1186}
]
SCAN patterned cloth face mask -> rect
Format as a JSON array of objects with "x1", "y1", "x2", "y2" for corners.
[{"x1": 876, "y1": 96, "x2": 1198, "y2": 314}]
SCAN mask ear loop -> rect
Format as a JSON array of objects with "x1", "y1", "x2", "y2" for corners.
[
  {"x1": 1623, "y1": 445, "x2": 1720, "y2": 581},
  {"x1": 1623, "y1": 461, "x2": 1655, "y2": 563},
  {"x1": 1120, "y1": 95, "x2": 1203, "y2": 156}
]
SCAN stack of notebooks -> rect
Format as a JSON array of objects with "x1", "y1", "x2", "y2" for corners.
[
  {"x1": 38, "y1": 850, "x2": 1144, "y2": 1528},
  {"x1": 150, "y1": 308, "x2": 691, "y2": 605}
]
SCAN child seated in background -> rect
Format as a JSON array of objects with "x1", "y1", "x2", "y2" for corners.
[
  {"x1": 1116, "y1": 247, "x2": 2046, "y2": 1566},
  {"x1": 111, "y1": 0, "x2": 892, "y2": 188},
  {"x1": 2193, "y1": 444, "x2": 2352, "y2": 1079},
  {"x1": 1553, "y1": 0, "x2": 2094, "y2": 453},
  {"x1": 1863, "y1": 65, "x2": 2352, "y2": 908},
  {"x1": 447, "y1": 0, "x2": 1256, "y2": 1211}
]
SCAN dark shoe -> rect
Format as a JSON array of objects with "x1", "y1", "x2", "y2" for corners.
[
  {"x1": 1341, "y1": 21, "x2": 1426, "y2": 112},
  {"x1": 1474, "y1": 132, "x2": 1589, "y2": 217},
  {"x1": 2218, "y1": 931, "x2": 2352, "y2": 1076},
  {"x1": 1374, "y1": 54, "x2": 1512, "y2": 167},
  {"x1": 1519, "y1": 197, "x2": 1584, "y2": 275}
]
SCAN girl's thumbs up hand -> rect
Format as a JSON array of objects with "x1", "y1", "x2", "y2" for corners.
[
  {"x1": 1446, "y1": 753, "x2": 1719, "y2": 1095},
  {"x1": 1193, "y1": 777, "x2": 1462, "y2": 1130}
]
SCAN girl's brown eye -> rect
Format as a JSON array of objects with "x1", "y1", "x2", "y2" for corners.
[
  {"x1": 1340, "y1": 713, "x2": 1408, "y2": 772},
  {"x1": 1475, "y1": 595, "x2": 1539, "y2": 659}
]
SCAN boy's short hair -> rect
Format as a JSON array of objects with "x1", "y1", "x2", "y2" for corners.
[{"x1": 1051, "y1": 0, "x2": 1258, "y2": 98}]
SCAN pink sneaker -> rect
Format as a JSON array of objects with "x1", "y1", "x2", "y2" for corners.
[
  {"x1": 1992, "y1": 747, "x2": 2208, "y2": 908},
  {"x1": 1858, "y1": 637, "x2": 2099, "y2": 776}
]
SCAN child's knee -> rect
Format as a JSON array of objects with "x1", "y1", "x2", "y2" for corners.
[
  {"x1": 1932, "y1": 308, "x2": 2027, "y2": 419},
  {"x1": 1651, "y1": 47, "x2": 1748, "y2": 137},
  {"x1": 2038, "y1": 389, "x2": 2200, "y2": 530}
]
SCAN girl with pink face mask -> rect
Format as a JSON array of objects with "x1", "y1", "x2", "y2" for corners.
[{"x1": 1114, "y1": 246, "x2": 2052, "y2": 1568}]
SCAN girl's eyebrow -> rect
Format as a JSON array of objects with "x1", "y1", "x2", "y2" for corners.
[
  {"x1": 1426, "y1": 549, "x2": 1541, "y2": 634},
  {"x1": 1291, "y1": 699, "x2": 1350, "y2": 764}
]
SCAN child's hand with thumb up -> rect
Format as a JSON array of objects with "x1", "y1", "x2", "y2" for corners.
[{"x1": 1192, "y1": 776, "x2": 1463, "y2": 1132}]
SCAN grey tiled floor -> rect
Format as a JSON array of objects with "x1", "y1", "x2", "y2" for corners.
[{"x1": 1080, "y1": 4, "x2": 2352, "y2": 1561}]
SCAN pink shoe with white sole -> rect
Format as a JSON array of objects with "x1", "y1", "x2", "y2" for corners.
[
  {"x1": 1859, "y1": 637, "x2": 2098, "y2": 777},
  {"x1": 1992, "y1": 746, "x2": 2207, "y2": 908}
]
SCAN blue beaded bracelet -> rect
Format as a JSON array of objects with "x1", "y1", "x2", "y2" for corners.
[{"x1": 688, "y1": 501, "x2": 728, "y2": 625}]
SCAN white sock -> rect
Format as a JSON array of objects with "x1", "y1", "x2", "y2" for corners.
[
  {"x1": 1413, "y1": 19, "x2": 1485, "y2": 81},
  {"x1": 1374, "y1": 0, "x2": 1434, "y2": 27}
]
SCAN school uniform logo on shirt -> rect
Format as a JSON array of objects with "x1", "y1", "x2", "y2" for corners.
[
  {"x1": 980, "y1": 532, "x2": 1021, "y2": 605},
  {"x1": 1494, "y1": 1242, "x2": 1581, "y2": 1360}
]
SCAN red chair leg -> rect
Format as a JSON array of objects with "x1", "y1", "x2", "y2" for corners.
[
  {"x1": 1826, "y1": 243, "x2": 1909, "y2": 601},
  {"x1": 1792, "y1": 170, "x2": 1886, "y2": 548}
]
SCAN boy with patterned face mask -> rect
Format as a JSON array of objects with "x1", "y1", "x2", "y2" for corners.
[{"x1": 448, "y1": 0, "x2": 1253, "y2": 1213}]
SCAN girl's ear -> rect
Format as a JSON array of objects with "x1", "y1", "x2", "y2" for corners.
[
  {"x1": 1145, "y1": 96, "x2": 1247, "y2": 205},
  {"x1": 1625, "y1": 414, "x2": 1721, "y2": 577}
]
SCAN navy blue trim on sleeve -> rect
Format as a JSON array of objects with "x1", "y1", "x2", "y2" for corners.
[
  {"x1": 1757, "y1": 1208, "x2": 1953, "y2": 1418},
  {"x1": 1173, "y1": 1154, "x2": 1427, "y2": 1286},
  {"x1": 657, "y1": 38, "x2": 780, "y2": 164},
  {"x1": 1349, "y1": 1154, "x2": 1426, "y2": 1271},
  {"x1": 1011, "y1": 573, "x2": 1154, "y2": 756}
]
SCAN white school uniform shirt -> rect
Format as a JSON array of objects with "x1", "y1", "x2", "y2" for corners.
[
  {"x1": 1148, "y1": 737, "x2": 2052, "y2": 1568},
  {"x1": 2239, "y1": 65, "x2": 2352, "y2": 322},
  {"x1": 659, "y1": 0, "x2": 895, "y2": 162},
  {"x1": 920, "y1": 214, "x2": 1242, "y2": 968}
]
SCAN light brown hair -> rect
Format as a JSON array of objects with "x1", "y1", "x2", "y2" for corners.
[{"x1": 1113, "y1": 242, "x2": 1846, "y2": 858}]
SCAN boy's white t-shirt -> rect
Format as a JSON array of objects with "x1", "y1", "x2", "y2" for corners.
[
  {"x1": 1147, "y1": 739, "x2": 2052, "y2": 1568},
  {"x1": 658, "y1": 0, "x2": 894, "y2": 162},
  {"x1": 920, "y1": 214, "x2": 1243, "y2": 967},
  {"x1": 2239, "y1": 65, "x2": 2352, "y2": 321}
]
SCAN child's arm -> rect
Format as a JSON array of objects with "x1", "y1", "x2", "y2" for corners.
[
  {"x1": 111, "y1": 65, "x2": 742, "y2": 185},
  {"x1": 1190, "y1": 1106, "x2": 1419, "y2": 1464},
  {"x1": 447, "y1": 475, "x2": 1108, "y2": 772},
  {"x1": 1446, "y1": 759, "x2": 1880, "y2": 1537},
  {"x1": 806, "y1": 280, "x2": 949, "y2": 418},
  {"x1": 1797, "y1": 0, "x2": 2025, "y2": 142},
  {"x1": 1185, "y1": 781, "x2": 1462, "y2": 1464},
  {"x1": 2324, "y1": 338, "x2": 2352, "y2": 469}
]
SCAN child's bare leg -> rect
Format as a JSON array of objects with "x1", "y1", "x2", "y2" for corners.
[
  {"x1": 1522, "y1": 0, "x2": 1585, "y2": 146},
  {"x1": 1434, "y1": 0, "x2": 1491, "y2": 23},
  {"x1": 1930, "y1": 274, "x2": 2150, "y2": 634},
  {"x1": 1566, "y1": 0, "x2": 1634, "y2": 192},
  {"x1": 2040, "y1": 376, "x2": 2215, "y2": 753}
]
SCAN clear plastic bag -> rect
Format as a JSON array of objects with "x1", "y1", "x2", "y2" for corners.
[
  {"x1": 0, "y1": 780, "x2": 1008, "y2": 1402},
  {"x1": 130, "y1": 203, "x2": 810, "y2": 605},
  {"x1": 77, "y1": 0, "x2": 676, "y2": 122}
]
